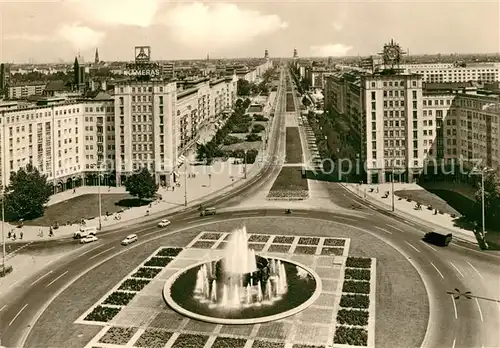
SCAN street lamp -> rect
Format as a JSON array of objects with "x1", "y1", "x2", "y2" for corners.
[
  {"x1": 469, "y1": 166, "x2": 494, "y2": 245},
  {"x1": 90, "y1": 162, "x2": 103, "y2": 231},
  {"x1": 244, "y1": 150, "x2": 248, "y2": 179}
]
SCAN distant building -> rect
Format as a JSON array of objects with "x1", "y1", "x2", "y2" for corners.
[
  {"x1": 0, "y1": 63, "x2": 10, "y2": 94},
  {"x1": 400, "y1": 62, "x2": 500, "y2": 83},
  {"x1": 293, "y1": 48, "x2": 298, "y2": 58},
  {"x1": 8, "y1": 81, "x2": 46, "y2": 99}
]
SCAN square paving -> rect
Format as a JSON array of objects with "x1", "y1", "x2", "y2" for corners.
[{"x1": 79, "y1": 231, "x2": 375, "y2": 348}]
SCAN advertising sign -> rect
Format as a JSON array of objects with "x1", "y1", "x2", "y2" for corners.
[
  {"x1": 124, "y1": 62, "x2": 161, "y2": 77},
  {"x1": 135, "y1": 46, "x2": 151, "y2": 63}
]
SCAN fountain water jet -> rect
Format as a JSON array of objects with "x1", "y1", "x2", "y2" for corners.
[{"x1": 191, "y1": 226, "x2": 289, "y2": 309}]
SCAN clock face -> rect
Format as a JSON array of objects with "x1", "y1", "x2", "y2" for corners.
[{"x1": 386, "y1": 46, "x2": 400, "y2": 61}]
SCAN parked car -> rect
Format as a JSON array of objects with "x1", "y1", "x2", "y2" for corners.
[
  {"x1": 423, "y1": 231, "x2": 452, "y2": 247},
  {"x1": 121, "y1": 234, "x2": 138, "y2": 246},
  {"x1": 200, "y1": 207, "x2": 216, "y2": 217},
  {"x1": 73, "y1": 226, "x2": 97, "y2": 239},
  {"x1": 158, "y1": 219, "x2": 171, "y2": 227},
  {"x1": 80, "y1": 235, "x2": 98, "y2": 244}
]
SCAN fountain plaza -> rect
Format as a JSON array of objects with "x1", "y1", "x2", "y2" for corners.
[{"x1": 77, "y1": 227, "x2": 377, "y2": 348}]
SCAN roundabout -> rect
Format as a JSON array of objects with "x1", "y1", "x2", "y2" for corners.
[{"x1": 1, "y1": 213, "x2": 442, "y2": 348}]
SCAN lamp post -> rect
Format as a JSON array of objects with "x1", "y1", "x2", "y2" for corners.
[
  {"x1": 391, "y1": 158, "x2": 395, "y2": 212},
  {"x1": 91, "y1": 163, "x2": 103, "y2": 231},
  {"x1": 1, "y1": 122, "x2": 6, "y2": 274},
  {"x1": 470, "y1": 166, "x2": 493, "y2": 244},
  {"x1": 184, "y1": 169, "x2": 188, "y2": 207},
  {"x1": 244, "y1": 150, "x2": 248, "y2": 179}
]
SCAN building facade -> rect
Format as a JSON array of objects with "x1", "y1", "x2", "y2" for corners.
[
  {"x1": 401, "y1": 62, "x2": 500, "y2": 83},
  {"x1": 0, "y1": 75, "x2": 238, "y2": 189},
  {"x1": 8, "y1": 82, "x2": 46, "y2": 99}
]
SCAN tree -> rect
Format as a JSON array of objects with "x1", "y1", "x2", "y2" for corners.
[
  {"x1": 237, "y1": 79, "x2": 252, "y2": 96},
  {"x1": 124, "y1": 167, "x2": 157, "y2": 201},
  {"x1": 474, "y1": 171, "x2": 500, "y2": 228},
  {"x1": 4, "y1": 164, "x2": 53, "y2": 221},
  {"x1": 302, "y1": 96, "x2": 311, "y2": 107}
]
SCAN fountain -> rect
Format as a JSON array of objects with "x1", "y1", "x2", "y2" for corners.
[
  {"x1": 164, "y1": 226, "x2": 321, "y2": 324},
  {"x1": 189, "y1": 226, "x2": 291, "y2": 309}
]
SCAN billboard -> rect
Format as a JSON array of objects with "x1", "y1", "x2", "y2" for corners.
[{"x1": 125, "y1": 46, "x2": 161, "y2": 79}]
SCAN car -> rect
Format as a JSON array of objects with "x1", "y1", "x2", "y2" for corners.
[
  {"x1": 200, "y1": 207, "x2": 216, "y2": 217},
  {"x1": 73, "y1": 226, "x2": 97, "y2": 239},
  {"x1": 80, "y1": 235, "x2": 98, "y2": 244},
  {"x1": 158, "y1": 219, "x2": 171, "y2": 227},
  {"x1": 423, "y1": 231, "x2": 453, "y2": 247},
  {"x1": 121, "y1": 234, "x2": 138, "y2": 246}
]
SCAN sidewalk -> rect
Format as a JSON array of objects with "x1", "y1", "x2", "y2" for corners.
[{"x1": 341, "y1": 182, "x2": 478, "y2": 244}]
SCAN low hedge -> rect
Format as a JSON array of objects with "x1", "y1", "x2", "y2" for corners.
[
  {"x1": 337, "y1": 309, "x2": 369, "y2": 326},
  {"x1": 345, "y1": 268, "x2": 371, "y2": 281},
  {"x1": 334, "y1": 326, "x2": 368, "y2": 346},
  {"x1": 339, "y1": 294, "x2": 370, "y2": 309},
  {"x1": 144, "y1": 257, "x2": 172, "y2": 267},
  {"x1": 118, "y1": 278, "x2": 150, "y2": 292},
  {"x1": 346, "y1": 257, "x2": 372, "y2": 268},
  {"x1": 0, "y1": 265, "x2": 13, "y2": 277},
  {"x1": 84, "y1": 305, "x2": 121, "y2": 322},
  {"x1": 342, "y1": 281, "x2": 370, "y2": 294},
  {"x1": 156, "y1": 247, "x2": 182, "y2": 257},
  {"x1": 103, "y1": 291, "x2": 136, "y2": 306},
  {"x1": 132, "y1": 267, "x2": 162, "y2": 279}
]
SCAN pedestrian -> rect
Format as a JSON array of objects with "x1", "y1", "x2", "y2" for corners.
[
  {"x1": 73, "y1": 188, "x2": 76, "y2": 194},
  {"x1": 12, "y1": 232, "x2": 16, "y2": 240},
  {"x1": 20, "y1": 231, "x2": 23, "y2": 240},
  {"x1": 7, "y1": 230, "x2": 11, "y2": 239},
  {"x1": 172, "y1": 186, "x2": 175, "y2": 192}
]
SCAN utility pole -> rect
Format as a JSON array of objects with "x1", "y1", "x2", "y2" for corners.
[
  {"x1": 184, "y1": 170, "x2": 187, "y2": 207},
  {"x1": 244, "y1": 150, "x2": 248, "y2": 179},
  {"x1": 1, "y1": 123, "x2": 5, "y2": 274},
  {"x1": 481, "y1": 170, "x2": 485, "y2": 239},
  {"x1": 391, "y1": 158, "x2": 395, "y2": 212},
  {"x1": 94, "y1": 162, "x2": 102, "y2": 231}
]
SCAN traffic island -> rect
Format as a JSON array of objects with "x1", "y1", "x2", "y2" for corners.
[
  {"x1": 267, "y1": 166, "x2": 309, "y2": 200},
  {"x1": 285, "y1": 127, "x2": 304, "y2": 163},
  {"x1": 78, "y1": 231, "x2": 365, "y2": 348}
]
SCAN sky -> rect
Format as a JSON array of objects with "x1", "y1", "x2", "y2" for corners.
[{"x1": 0, "y1": 0, "x2": 499, "y2": 63}]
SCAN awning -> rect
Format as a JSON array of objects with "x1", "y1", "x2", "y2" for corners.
[{"x1": 176, "y1": 155, "x2": 186, "y2": 166}]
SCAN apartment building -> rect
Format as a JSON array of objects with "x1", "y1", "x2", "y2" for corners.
[
  {"x1": 401, "y1": 62, "x2": 500, "y2": 83},
  {"x1": 8, "y1": 81, "x2": 46, "y2": 99},
  {"x1": 324, "y1": 69, "x2": 500, "y2": 184},
  {"x1": 0, "y1": 75, "x2": 238, "y2": 189}
]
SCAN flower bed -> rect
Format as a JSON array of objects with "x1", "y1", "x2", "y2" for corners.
[
  {"x1": 298, "y1": 237, "x2": 320, "y2": 245},
  {"x1": 339, "y1": 294, "x2": 370, "y2": 309},
  {"x1": 132, "y1": 267, "x2": 162, "y2": 279},
  {"x1": 291, "y1": 344, "x2": 326, "y2": 348},
  {"x1": 294, "y1": 246, "x2": 316, "y2": 255},
  {"x1": 337, "y1": 309, "x2": 369, "y2": 326},
  {"x1": 134, "y1": 329, "x2": 173, "y2": 348},
  {"x1": 248, "y1": 234, "x2": 271, "y2": 243},
  {"x1": 252, "y1": 341, "x2": 286, "y2": 348},
  {"x1": 84, "y1": 305, "x2": 121, "y2": 322},
  {"x1": 342, "y1": 281, "x2": 370, "y2": 294},
  {"x1": 144, "y1": 257, "x2": 173, "y2": 267},
  {"x1": 320, "y1": 247, "x2": 343, "y2": 256},
  {"x1": 267, "y1": 167, "x2": 309, "y2": 200},
  {"x1": 345, "y1": 268, "x2": 371, "y2": 281},
  {"x1": 99, "y1": 326, "x2": 137, "y2": 345},
  {"x1": 103, "y1": 291, "x2": 136, "y2": 306},
  {"x1": 346, "y1": 257, "x2": 372, "y2": 268},
  {"x1": 200, "y1": 232, "x2": 222, "y2": 240},
  {"x1": 216, "y1": 242, "x2": 228, "y2": 250},
  {"x1": 157, "y1": 247, "x2": 183, "y2": 257},
  {"x1": 212, "y1": 337, "x2": 247, "y2": 348},
  {"x1": 273, "y1": 236, "x2": 295, "y2": 244},
  {"x1": 248, "y1": 243, "x2": 265, "y2": 251},
  {"x1": 268, "y1": 244, "x2": 291, "y2": 253},
  {"x1": 191, "y1": 241, "x2": 215, "y2": 249},
  {"x1": 334, "y1": 326, "x2": 368, "y2": 346},
  {"x1": 323, "y1": 238, "x2": 345, "y2": 247},
  {"x1": 119, "y1": 279, "x2": 150, "y2": 292},
  {"x1": 171, "y1": 333, "x2": 209, "y2": 348}
]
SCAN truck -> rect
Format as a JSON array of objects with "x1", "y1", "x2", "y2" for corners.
[
  {"x1": 73, "y1": 226, "x2": 97, "y2": 239},
  {"x1": 423, "y1": 231, "x2": 453, "y2": 247}
]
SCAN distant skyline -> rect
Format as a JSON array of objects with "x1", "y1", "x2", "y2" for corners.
[{"x1": 0, "y1": 0, "x2": 499, "y2": 63}]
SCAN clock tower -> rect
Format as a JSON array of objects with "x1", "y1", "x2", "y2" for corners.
[{"x1": 379, "y1": 39, "x2": 405, "y2": 71}]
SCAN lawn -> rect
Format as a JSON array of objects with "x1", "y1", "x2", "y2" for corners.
[
  {"x1": 267, "y1": 166, "x2": 309, "y2": 200},
  {"x1": 286, "y1": 93, "x2": 295, "y2": 112},
  {"x1": 285, "y1": 127, "x2": 303, "y2": 164},
  {"x1": 394, "y1": 189, "x2": 460, "y2": 216},
  {"x1": 25, "y1": 193, "x2": 134, "y2": 226}
]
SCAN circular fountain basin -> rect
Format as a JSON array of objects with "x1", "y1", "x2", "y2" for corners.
[{"x1": 163, "y1": 256, "x2": 322, "y2": 325}]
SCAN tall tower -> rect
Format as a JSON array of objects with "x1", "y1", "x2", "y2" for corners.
[
  {"x1": 264, "y1": 49, "x2": 269, "y2": 59},
  {"x1": 293, "y1": 48, "x2": 298, "y2": 58},
  {"x1": 74, "y1": 57, "x2": 80, "y2": 85},
  {"x1": 95, "y1": 48, "x2": 100, "y2": 65}
]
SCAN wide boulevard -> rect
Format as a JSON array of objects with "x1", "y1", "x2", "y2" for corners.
[{"x1": 1, "y1": 67, "x2": 499, "y2": 348}]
